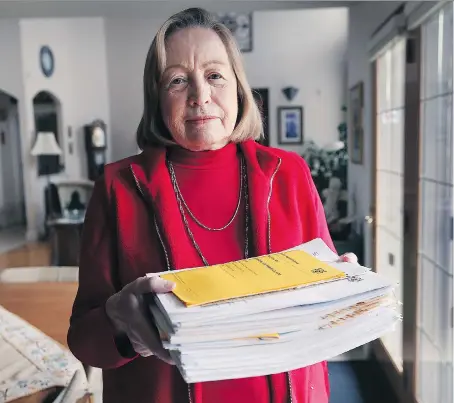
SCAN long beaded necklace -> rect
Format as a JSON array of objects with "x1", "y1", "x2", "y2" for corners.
[
  {"x1": 130, "y1": 154, "x2": 296, "y2": 403},
  {"x1": 166, "y1": 154, "x2": 249, "y2": 266},
  {"x1": 167, "y1": 156, "x2": 244, "y2": 232},
  {"x1": 167, "y1": 154, "x2": 250, "y2": 403}
]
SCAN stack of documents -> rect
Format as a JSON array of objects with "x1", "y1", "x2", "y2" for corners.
[{"x1": 147, "y1": 239, "x2": 400, "y2": 383}]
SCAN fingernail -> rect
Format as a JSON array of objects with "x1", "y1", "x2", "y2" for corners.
[
  {"x1": 342, "y1": 253, "x2": 356, "y2": 262},
  {"x1": 165, "y1": 280, "x2": 175, "y2": 290}
]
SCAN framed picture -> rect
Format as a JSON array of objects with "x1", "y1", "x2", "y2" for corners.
[
  {"x1": 349, "y1": 82, "x2": 364, "y2": 164},
  {"x1": 252, "y1": 88, "x2": 270, "y2": 146},
  {"x1": 278, "y1": 106, "x2": 303, "y2": 145},
  {"x1": 217, "y1": 13, "x2": 253, "y2": 52}
]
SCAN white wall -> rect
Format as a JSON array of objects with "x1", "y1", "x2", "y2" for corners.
[
  {"x1": 105, "y1": 8, "x2": 348, "y2": 161},
  {"x1": 0, "y1": 19, "x2": 22, "y2": 100},
  {"x1": 347, "y1": 1, "x2": 401, "y2": 245},
  {"x1": 243, "y1": 8, "x2": 348, "y2": 153},
  {"x1": 0, "y1": 8, "x2": 348, "y2": 239},
  {"x1": 104, "y1": 17, "x2": 154, "y2": 161},
  {"x1": 19, "y1": 18, "x2": 110, "y2": 239}
]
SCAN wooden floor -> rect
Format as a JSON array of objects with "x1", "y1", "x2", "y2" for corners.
[
  {"x1": 0, "y1": 242, "x2": 51, "y2": 269},
  {"x1": 0, "y1": 241, "x2": 73, "y2": 347},
  {"x1": 0, "y1": 282, "x2": 78, "y2": 347}
]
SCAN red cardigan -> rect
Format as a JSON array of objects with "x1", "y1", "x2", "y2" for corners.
[{"x1": 67, "y1": 140, "x2": 336, "y2": 403}]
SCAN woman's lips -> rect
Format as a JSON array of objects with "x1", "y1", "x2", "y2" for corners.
[{"x1": 186, "y1": 116, "x2": 218, "y2": 125}]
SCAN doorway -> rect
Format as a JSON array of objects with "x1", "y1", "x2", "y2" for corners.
[
  {"x1": 369, "y1": 3, "x2": 454, "y2": 403},
  {"x1": 32, "y1": 91, "x2": 63, "y2": 177},
  {"x1": 32, "y1": 91, "x2": 63, "y2": 237},
  {"x1": 369, "y1": 31, "x2": 419, "y2": 402},
  {"x1": 416, "y1": 5, "x2": 453, "y2": 403},
  {"x1": 372, "y1": 35, "x2": 407, "y2": 375},
  {"x1": 0, "y1": 90, "x2": 26, "y2": 237}
]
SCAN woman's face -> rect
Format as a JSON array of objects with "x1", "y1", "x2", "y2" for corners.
[{"x1": 159, "y1": 27, "x2": 238, "y2": 151}]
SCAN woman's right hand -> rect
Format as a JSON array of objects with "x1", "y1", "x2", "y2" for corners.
[{"x1": 105, "y1": 276, "x2": 176, "y2": 364}]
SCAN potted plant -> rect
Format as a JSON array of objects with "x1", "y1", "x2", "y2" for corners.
[{"x1": 302, "y1": 106, "x2": 354, "y2": 241}]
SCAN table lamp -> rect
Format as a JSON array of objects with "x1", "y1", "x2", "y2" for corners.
[
  {"x1": 31, "y1": 132, "x2": 63, "y2": 230},
  {"x1": 31, "y1": 131, "x2": 62, "y2": 156}
]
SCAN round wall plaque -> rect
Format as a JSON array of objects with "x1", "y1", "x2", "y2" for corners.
[{"x1": 40, "y1": 46, "x2": 55, "y2": 78}]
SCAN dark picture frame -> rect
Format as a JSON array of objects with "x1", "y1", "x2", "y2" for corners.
[
  {"x1": 252, "y1": 88, "x2": 269, "y2": 146},
  {"x1": 278, "y1": 106, "x2": 303, "y2": 145},
  {"x1": 349, "y1": 81, "x2": 364, "y2": 164}
]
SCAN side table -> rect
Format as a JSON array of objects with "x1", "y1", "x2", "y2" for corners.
[{"x1": 47, "y1": 218, "x2": 84, "y2": 267}]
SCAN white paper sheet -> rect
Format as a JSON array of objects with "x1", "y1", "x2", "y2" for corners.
[{"x1": 148, "y1": 238, "x2": 399, "y2": 383}]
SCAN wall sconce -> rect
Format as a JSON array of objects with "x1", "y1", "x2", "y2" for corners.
[{"x1": 282, "y1": 86, "x2": 299, "y2": 101}]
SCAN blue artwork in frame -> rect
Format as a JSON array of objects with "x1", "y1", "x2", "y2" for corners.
[
  {"x1": 39, "y1": 46, "x2": 55, "y2": 78},
  {"x1": 278, "y1": 106, "x2": 303, "y2": 145}
]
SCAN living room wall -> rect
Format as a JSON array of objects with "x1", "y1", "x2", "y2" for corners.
[
  {"x1": 105, "y1": 7, "x2": 348, "y2": 161},
  {"x1": 18, "y1": 17, "x2": 111, "y2": 239},
  {"x1": 0, "y1": 17, "x2": 111, "y2": 239},
  {"x1": 0, "y1": 7, "x2": 348, "y2": 240}
]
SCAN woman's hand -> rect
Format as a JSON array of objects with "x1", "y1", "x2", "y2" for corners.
[{"x1": 105, "y1": 276, "x2": 176, "y2": 364}]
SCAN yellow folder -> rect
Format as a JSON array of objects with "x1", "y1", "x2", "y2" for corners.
[{"x1": 159, "y1": 250, "x2": 346, "y2": 307}]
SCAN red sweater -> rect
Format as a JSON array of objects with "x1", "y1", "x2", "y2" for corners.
[
  {"x1": 68, "y1": 141, "x2": 334, "y2": 403},
  {"x1": 167, "y1": 143, "x2": 247, "y2": 266}
]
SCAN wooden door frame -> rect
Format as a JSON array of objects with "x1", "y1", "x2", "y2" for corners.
[
  {"x1": 370, "y1": 57, "x2": 378, "y2": 275},
  {"x1": 401, "y1": 27, "x2": 421, "y2": 402},
  {"x1": 370, "y1": 28, "x2": 422, "y2": 403}
]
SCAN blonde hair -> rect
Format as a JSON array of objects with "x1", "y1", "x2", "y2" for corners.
[{"x1": 136, "y1": 7, "x2": 263, "y2": 149}]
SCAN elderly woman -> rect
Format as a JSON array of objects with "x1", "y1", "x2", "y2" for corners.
[{"x1": 68, "y1": 7, "x2": 356, "y2": 403}]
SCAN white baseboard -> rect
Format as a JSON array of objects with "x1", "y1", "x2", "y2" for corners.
[
  {"x1": 0, "y1": 227, "x2": 27, "y2": 254},
  {"x1": 26, "y1": 227, "x2": 39, "y2": 242}
]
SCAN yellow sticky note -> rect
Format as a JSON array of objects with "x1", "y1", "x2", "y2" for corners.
[
  {"x1": 160, "y1": 250, "x2": 345, "y2": 307},
  {"x1": 240, "y1": 334, "x2": 280, "y2": 340}
]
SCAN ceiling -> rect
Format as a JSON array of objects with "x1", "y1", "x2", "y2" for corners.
[{"x1": 0, "y1": 0, "x2": 358, "y2": 19}]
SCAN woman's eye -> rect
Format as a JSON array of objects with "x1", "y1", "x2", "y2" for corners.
[
  {"x1": 208, "y1": 73, "x2": 223, "y2": 80},
  {"x1": 170, "y1": 77, "x2": 186, "y2": 86}
]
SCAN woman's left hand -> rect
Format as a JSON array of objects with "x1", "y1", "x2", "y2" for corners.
[{"x1": 339, "y1": 253, "x2": 358, "y2": 264}]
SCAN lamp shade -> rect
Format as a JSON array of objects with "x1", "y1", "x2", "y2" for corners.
[
  {"x1": 282, "y1": 86, "x2": 299, "y2": 101},
  {"x1": 31, "y1": 132, "x2": 62, "y2": 156}
]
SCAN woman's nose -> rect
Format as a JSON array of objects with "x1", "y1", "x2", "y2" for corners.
[{"x1": 188, "y1": 81, "x2": 210, "y2": 106}]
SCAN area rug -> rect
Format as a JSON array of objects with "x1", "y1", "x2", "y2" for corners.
[{"x1": 0, "y1": 305, "x2": 87, "y2": 402}]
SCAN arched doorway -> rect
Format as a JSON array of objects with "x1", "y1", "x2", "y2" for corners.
[
  {"x1": 32, "y1": 91, "x2": 64, "y2": 238},
  {"x1": 32, "y1": 91, "x2": 63, "y2": 177},
  {"x1": 0, "y1": 89, "x2": 26, "y2": 249}
]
